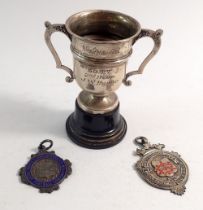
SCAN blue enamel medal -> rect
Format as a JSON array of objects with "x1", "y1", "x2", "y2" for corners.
[{"x1": 19, "y1": 140, "x2": 72, "y2": 193}]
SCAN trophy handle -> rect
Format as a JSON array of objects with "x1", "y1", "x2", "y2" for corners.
[
  {"x1": 44, "y1": 21, "x2": 74, "y2": 83},
  {"x1": 123, "y1": 29, "x2": 163, "y2": 86}
]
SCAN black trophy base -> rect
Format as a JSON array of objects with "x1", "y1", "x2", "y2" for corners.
[{"x1": 66, "y1": 101, "x2": 127, "y2": 149}]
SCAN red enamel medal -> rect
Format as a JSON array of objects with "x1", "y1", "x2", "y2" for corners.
[{"x1": 135, "y1": 137, "x2": 189, "y2": 195}]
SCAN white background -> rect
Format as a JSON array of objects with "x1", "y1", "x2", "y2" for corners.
[{"x1": 0, "y1": 0, "x2": 202, "y2": 210}]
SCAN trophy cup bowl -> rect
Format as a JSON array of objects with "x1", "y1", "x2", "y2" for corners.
[{"x1": 44, "y1": 10, "x2": 163, "y2": 149}]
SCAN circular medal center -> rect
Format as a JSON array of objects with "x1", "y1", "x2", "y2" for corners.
[{"x1": 31, "y1": 159, "x2": 59, "y2": 181}]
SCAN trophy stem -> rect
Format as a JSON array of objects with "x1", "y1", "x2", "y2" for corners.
[
  {"x1": 66, "y1": 101, "x2": 127, "y2": 149},
  {"x1": 77, "y1": 91, "x2": 119, "y2": 114}
]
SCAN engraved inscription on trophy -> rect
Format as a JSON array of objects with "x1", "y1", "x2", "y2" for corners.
[
  {"x1": 74, "y1": 60, "x2": 126, "y2": 93},
  {"x1": 71, "y1": 37, "x2": 133, "y2": 59},
  {"x1": 82, "y1": 45, "x2": 120, "y2": 56}
]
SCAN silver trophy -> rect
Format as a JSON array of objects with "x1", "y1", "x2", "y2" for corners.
[{"x1": 44, "y1": 10, "x2": 163, "y2": 149}]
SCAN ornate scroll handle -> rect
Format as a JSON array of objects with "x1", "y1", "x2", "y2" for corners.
[
  {"x1": 44, "y1": 21, "x2": 74, "y2": 83},
  {"x1": 123, "y1": 29, "x2": 163, "y2": 86}
]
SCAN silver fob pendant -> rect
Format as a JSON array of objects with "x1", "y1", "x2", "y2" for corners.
[{"x1": 134, "y1": 137, "x2": 189, "y2": 195}]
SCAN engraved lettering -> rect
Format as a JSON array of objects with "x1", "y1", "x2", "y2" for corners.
[
  {"x1": 78, "y1": 62, "x2": 123, "y2": 90},
  {"x1": 82, "y1": 45, "x2": 120, "y2": 56}
]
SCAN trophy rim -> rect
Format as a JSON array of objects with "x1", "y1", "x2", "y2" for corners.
[{"x1": 65, "y1": 9, "x2": 141, "y2": 44}]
